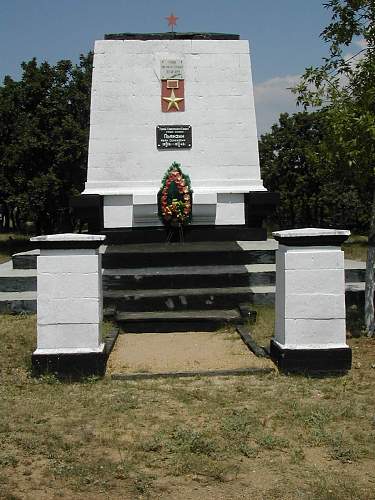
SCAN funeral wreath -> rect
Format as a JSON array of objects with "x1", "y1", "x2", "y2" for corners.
[{"x1": 158, "y1": 162, "x2": 193, "y2": 227}]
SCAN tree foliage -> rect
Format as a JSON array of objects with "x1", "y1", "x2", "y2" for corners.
[
  {"x1": 292, "y1": 0, "x2": 375, "y2": 335},
  {"x1": 0, "y1": 53, "x2": 93, "y2": 233},
  {"x1": 260, "y1": 110, "x2": 371, "y2": 232}
]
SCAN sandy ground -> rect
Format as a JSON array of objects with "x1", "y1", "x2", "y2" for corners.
[{"x1": 107, "y1": 330, "x2": 275, "y2": 375}]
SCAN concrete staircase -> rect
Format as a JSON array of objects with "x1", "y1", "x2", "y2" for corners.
[{"x1": 1, "y1": 240, "x2": 366, "y2": 331}]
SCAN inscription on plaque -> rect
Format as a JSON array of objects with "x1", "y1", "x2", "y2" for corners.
[
  {"x1": 156, "y1": 125, "x2": 192, "y2": 149},
  {"x1": 160, "y1": 58, "x2": 184, "y2": 80}
]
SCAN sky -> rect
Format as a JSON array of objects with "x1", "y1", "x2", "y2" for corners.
[{"x1": 0, "y1": 0, "x2": 334, "y2": 134}]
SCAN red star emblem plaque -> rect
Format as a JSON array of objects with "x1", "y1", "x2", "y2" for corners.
[
  {"x1": 161, "y1": 55, "x2": 185, "y2": 112},
  {"x1": 161, "y1": 80, "x2": 185, "y2": 112}
]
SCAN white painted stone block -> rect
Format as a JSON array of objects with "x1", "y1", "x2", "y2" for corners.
[
  {"x1": 216, "y1": 194, "x2": 245, "y2": 225},
  {"x1": 133, "y1": 193, "x2": 157, "y2": 205},
  {"x1": 284, "y1": 269, "x2": 345, "y2": 295},
  {"x1": 104, "y1": 195, "x2": 133, "y2": 228},
  {"x1": 193, "y1": 193, "x2": 217, "y2": 204},
  {"x1": 38, "y1": 255, "x2": 100, "y2": 274},
  {"x1": 133, "y1": 204, "x2": 162, "y2": 227},
  {"x1": 38, "y1": 297, "x2": 101, "y2": 325},
  {"x1": 191, "y1": 40, "x2": 249, "y2": 54},
  {"x1": 37, "y1": 323, "x2": 102, "y2": 350},
  {"x1": 283, "y1": 247, "x2": 344, "y2": 270},
  {"x1": 281, "y1": 318, "x2": 347, "y2": 349},
  {"x1": 275, "y1": 250, "x2": 286, "y2": 343},
  {"x1": 41, "y1": 248, "x2": 98, "y2": 257},
  {"x1": 31, "y1": 234, "x2": 106, "y2": 244},
  {"x1": 284, "y1": 294, "x2": 346, "y2": 320},
  {"x1": 273, "y1": 228, "x2": 350, "y2": 239},
  {"x1": 192, "y1": 204, "x2": 216, "y2": 225},
  {"x1": 274, "y1": 318, "x2": 285, "y2": 345},
  {"x1": 37, "y1": 272, "x2": 101, "y2": 299}
]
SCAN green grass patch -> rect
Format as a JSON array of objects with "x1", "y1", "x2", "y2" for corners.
[{"x1": 1, "y1": 310, "x2": 375, "y2": 499}]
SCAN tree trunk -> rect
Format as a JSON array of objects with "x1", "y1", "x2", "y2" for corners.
[
  {"x1": 0, "y1": 203, "x2": 4, "y2": 233},
  {"x1": 10, "y1": 206, "x2": 17, "y2": 232},
  {"x1": 365, "y1": 186, "x2": 375, "y2": 336},
  {"x1": 14, "y1": 207, "x2": 21, "y2": 233},
  {"x1": 3, "y1": 202, "x2": 10, "y2": 232}
]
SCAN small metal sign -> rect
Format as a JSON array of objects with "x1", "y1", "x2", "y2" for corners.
[
  {"x1": 156, "y1": 125, "x2": 192, "y2": 149},
  {"x1": 160, "y1": 58, "x2": 184, "y2": 80}
]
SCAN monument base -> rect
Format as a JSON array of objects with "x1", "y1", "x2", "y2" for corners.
[
  {"x1": 270, "y1": 339, "x2": 352, "y2": 374},
  {"x1": 70, "y1": 191, "x2": 279, "y2": 243}
]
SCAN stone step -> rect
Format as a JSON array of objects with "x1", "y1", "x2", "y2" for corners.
[
  {"x1": 249, "y1": 282, "x2": 368, "y2": 308},
  {"x1": 103, "y1": 261, "x2": 365, "y2": 291},
  {"x1": 115, "y1": 309, "x2": 244, "y2": 332},
  {"x1": 2, "y1": 256, "x2": 367, "y2": 308},
  {"x1": 104, "y1": 286, "x2": 256, "y2": 311},
  {"x1": 0, "y1": 291, "x2": 37, "y2": 314},
  {"x1": 345, "y1": 282, "x2": 366, "y2": 311},
  {"x1": 13, "y1": 240, "x2": 278, "y2": 270},
  {"x1": 102, "y1": 240, "x2": 277, "y2": 268},
  {"x1": 0, "y1": 261, "x2": 37, "y2": 292},
  {"x1": 345, "y1": 260, "x2": 366, "y2": 282},
  {"x1": 12, "y1": 249, "x2": 39, "y2": 270},
  {"x1": 0, "y1": 283, "x2": 366, "y2": 316},
  {"x1": 103, "y1": 265, "x2": 252, "y2": 290},
  {"x1": 11, "y1": 249, "x2": 366, "y2": 289}
]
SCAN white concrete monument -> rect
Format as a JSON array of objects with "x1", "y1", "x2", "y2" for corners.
[
  {"x1": 80, "y1": 32, "x2": 271, "y2": 235},
  {"x1": 271, "y1": 228, "x2": 352, "y2": 373}
]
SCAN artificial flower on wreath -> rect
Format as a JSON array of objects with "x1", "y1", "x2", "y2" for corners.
[{"x1": 157, "y1": 162, "x2": 193, "y2": 226}]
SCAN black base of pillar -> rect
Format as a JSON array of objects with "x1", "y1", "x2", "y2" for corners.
[
  {"x1": 31, "y1": 330, "x2": 119, "y2": 378},
  {"x1": 270, "y1": 339, "x2": 352, "y2": 374},
  {"x1": 31, "y1": 351, "x2": 107, "y2": 377}
]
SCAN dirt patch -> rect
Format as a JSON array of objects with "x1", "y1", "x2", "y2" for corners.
[{"x1": 107, "y1": 330, "x2": 274, "y2": 375}]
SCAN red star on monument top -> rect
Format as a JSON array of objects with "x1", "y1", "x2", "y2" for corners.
[{"x1": 166, "y1": 12, "x2": 178, "y2": 32}]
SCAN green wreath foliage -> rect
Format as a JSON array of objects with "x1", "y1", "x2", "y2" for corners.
[{"x1": 158, "y1": 162, "x2": 193, "y2": 226}]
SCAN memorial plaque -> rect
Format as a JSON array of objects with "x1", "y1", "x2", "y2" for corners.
[
  {"x1": 160, "y1": 58, "x2": 184, "y2": 80},
  {"x1": 156, "y1": 125, "x2": 192, "y2": 149}
]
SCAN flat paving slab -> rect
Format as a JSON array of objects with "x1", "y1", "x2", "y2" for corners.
[{"x1": 107, "y1": 330, "x2": 275, "y2": 379}]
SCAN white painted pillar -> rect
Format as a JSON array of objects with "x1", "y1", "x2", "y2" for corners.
[
  {"x1": 271, "y1": 228, "x2": 352, "y2": 373},
  {"x1": 30, "y1": 234, "x2": 106, "y2": 374}
]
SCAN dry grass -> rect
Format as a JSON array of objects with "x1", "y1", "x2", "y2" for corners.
[
  {"x1": 342, "y1": 235, "x2": 368, "y2": 262},
  {"x1": 0, "y1": 311, "x2": 375, "y2": 499},
  {"x1": 250, "y1": 305, "x2": 275, "y2": 347}
]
